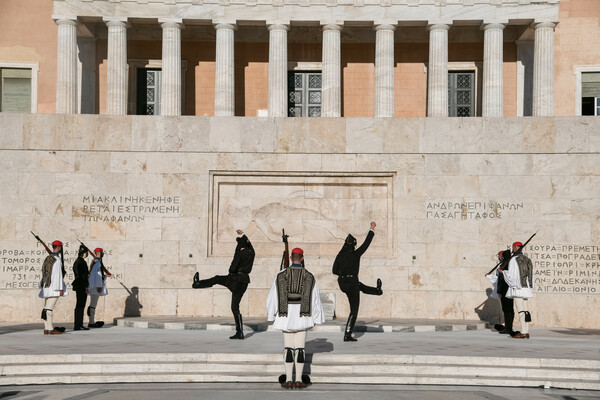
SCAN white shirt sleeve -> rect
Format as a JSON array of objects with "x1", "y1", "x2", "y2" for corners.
[
  {"x1": 50, "y1": 257, "x2": 64, "y2": 292},
  {"x1": 503, "y1": 258, "x2": 522, "y2": 289},
  {"x1": 311, "y1": 281, "x2": 325, "y2": 325},
  {"x1": 266, "y1": 277, "x2": 279, "y2": 322}
]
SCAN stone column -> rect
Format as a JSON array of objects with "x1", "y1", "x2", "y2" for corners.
[
  {"x1": 214, "y1": 23, "x2": 236, "y2": 116},
  {"x1": 267, "y1": 23, "x2": 289, "y2": 117},
  {"x1": 481, "y1": 23, "x2": 505, "y2": 117},
  {"x1": 374, "y1": 24, "x2": 396, "y2": 117},
  {"x1": 104, "y1": 17, "x2": 128, "y2": 115},
  {"x1": 427, "y1": 23, "x2": 450, "y2": 117},
  {"x1": 160, "y1": 18, "x2": 183, "y2": 116},
  {"x1": 322, "y1": 24, "x2": 342, "y2": 117},
  {"x1": 55, "y1": 17, "x2": 79, "y2": 114},
  {"x1": 532, "y1": 22, "x2": 556, "y2": 116}
]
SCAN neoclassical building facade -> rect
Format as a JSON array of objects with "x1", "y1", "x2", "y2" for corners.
[
  {"x1": 53, "y1": 0, "x2": 560, "y2": 118},
  {"x1": 12, "y1": 0, "x2": 600, "y2": 118}
]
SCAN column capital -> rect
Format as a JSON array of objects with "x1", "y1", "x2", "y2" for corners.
[
  {"x1": 374, "y1": 23, "x2": 397, "y2": 32},
  {"x1": 159, "y1": 18, "x2": 184, "y2": 30},
  {"x1": 52, "y1": 16, "x2": 78, "y2": 26},
  {"x1": 481, "y1": 22, "x2": 507, "y2": 31},
  {"x1": 533, "y1": 21, "x2": 558, "y2": 30},
  {"x1": 214, "y1": 22, "x2": 237, "y2": 31},
  {"x1": 321, "y1": 23, "x2": 343, "y2": 31},
  {"x1": 427, "y1": 22, "x2": 451, "y2": 31},
  {"x1": 103, "y1": 17, "x2": 129, "y2": 28},
  {"x1": 267, "y1": 21, "x2": 290, "y2": 31}
]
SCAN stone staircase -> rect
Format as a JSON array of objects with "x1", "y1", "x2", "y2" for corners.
[{"x1": 1, "y1": 352, "x2": 598, "y2": 390}]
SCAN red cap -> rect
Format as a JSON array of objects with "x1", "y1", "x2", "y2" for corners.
[
  {"x1": 52, "y1": 240, "x2": 63, "y2": 246},
  {"x1": 94, "y1": 248, "x2": 103, "y2": 253},
  {"x1": 498, "y1": 251, "x2": 504, "y2": 257},
  {"x1": 291, "y1": 248, "x2": 303, "y2": 255},
  {"x1": 512, "y1": 242, "x2": 523, "y2": 247}
]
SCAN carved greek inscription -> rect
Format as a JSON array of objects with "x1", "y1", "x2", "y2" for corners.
[
  {"x1": 529, "y1": 244, "x2": 600, "y2": 294},
  {"x1": 426, "y1": 200, "x2": 524, "y2": 220},
  {"x1": 79, "y1": 195, "x2": 181, "y2": 222},
  {"x1": 1, "y1": 242, "x2": 120, "y2": 290}
]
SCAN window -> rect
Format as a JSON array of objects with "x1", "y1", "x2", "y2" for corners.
[
  {"x1": 136, "y1": 68, "x2": 161, "y2": 115},
  {"x1": 581, "y1": 72, "x2": 600, "y2": 116},
  {"x1": 448, "y1": 71, "x2": 475, "y2": 117},
  {"x1": 288, "y1": 71, "x2": 322, "y2": 117},
  {"x1": 127, "y1": 59, "x2": 187, "y2": 115},
  {"x1": 0, "y1": 63, "x2": 38, "y2": 113}
]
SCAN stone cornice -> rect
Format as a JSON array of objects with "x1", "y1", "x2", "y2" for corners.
[{"x1": 54, "y1": 0, "x2": 560, "y2": 25}]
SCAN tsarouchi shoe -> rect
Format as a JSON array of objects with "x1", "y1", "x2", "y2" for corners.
[
  {"x1": 44, "y1": 329, "x2": 64, "y2": 335},
  {"x1": 512, "y1": 333, "x2": 530, "y2": 339}
]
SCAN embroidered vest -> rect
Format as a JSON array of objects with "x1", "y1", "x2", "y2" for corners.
[{"x1": 276, "y1": 266, "x2": 315, "y2": 317}]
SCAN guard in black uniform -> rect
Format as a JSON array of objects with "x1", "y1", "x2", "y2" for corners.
[
  {"x1": 496, "y1": 249, "x2": 514, "y2": 335},
  {"x1": 193, "y1": 229, "x2": 255, "y2": 339},
  {"x1": 72, "y1": 245, "x2": 90, "y2": 331},
  {"x1": 333, "y1": 221, "x2": 383, "y2": 342}
]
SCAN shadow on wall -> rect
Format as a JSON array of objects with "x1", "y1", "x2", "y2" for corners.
[
  {"x1": 474, "y1": 288, "x2": 502, "y2": 325},
  {"x1": 124, "y1": 286, "x2": 143, "y2": 318}
]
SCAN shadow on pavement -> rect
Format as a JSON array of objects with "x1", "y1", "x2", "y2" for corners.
[
  {"x1": 0, "y1": 324, "x2": 41, "y2": 335},
  {"x1": 550, "y1": 328, "x2": 600, "y2": 336}
]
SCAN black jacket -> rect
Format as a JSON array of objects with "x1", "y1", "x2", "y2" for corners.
[
  {"x1": 333, "y1": 230, "x2": 374, "y2": 278},
  {"x1": 497, "y1": 250, "x2": 511, "y2": 296},
  {"x1": 228, "y1": 235, "x2": 255, "y2": 283},
  {"x1": 72, "y1": 257, "x2": 89, "y2": 291}
]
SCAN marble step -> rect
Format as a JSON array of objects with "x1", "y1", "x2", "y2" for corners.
[
  {"x1": 1, "y1": 353, "x2": 598, "y2": 390},
  {"x1": 2, "y1": 353, "x2": 599, "y2": 369},
  {"x1": 2, "y1": 362, "x2": 598, "y2": 381},
  {"x1": 1, "y1": 371, "x2": 599, "y2": 390}
]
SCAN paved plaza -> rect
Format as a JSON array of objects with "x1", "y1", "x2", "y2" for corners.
[{"x1": 1, "y1": 383, "x2": 600, "y2": 400}]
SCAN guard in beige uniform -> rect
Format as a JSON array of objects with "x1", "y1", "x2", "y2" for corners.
[{"x1": 38, "y1": 240, "x2": 68, "y2": 335}]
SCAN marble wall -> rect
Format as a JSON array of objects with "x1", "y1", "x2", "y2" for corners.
[{"x1": 0, "y1": 113, "x2": 599, "y2": 328}]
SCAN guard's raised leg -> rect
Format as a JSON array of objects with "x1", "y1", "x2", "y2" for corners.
[{"x1": 359, "y1": 280, "x2": 383, "y2": 296}]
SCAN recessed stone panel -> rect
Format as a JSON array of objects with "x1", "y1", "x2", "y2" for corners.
[{"x1": 209, "y1": 172, "x2": 394, "y2": 257}]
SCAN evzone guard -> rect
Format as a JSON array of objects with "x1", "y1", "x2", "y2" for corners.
[
  {"x1": 499, "y1": 241, "x2": 535, "y2": 339},
  {"x1": 267, "y1": 231, "x2": 324, "y2": 389},
  {"x1": 193, "y1": 229, "x2": 255, "y2": 339},
  {"x1": 495, "y1": 249, "x2": 516, "y2": 336},
  {"x1": 33, "y1": 232, "x2": 68, "y2": 335},
  {"x1": 72, "y1": 244, "x2": 90, "y2": 331},
  {"x1": 88, "y1": 247, "x2": 112, "y2": 328},
  {"x1": 333, "y1": 222, "x2": 383, "y2": 342}
]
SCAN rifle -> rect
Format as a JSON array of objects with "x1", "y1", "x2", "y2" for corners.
[
  {"x1": 280, "y1": 229, "x2": 290, "y2": 270},
  {"x1": 78, "y1": 240, "x2": 112, "y2": 279},
  {"x1": 485, "y1": 229, "x2": 539, "y2": 276},
  {"x1": 78, "y1": 240, "x2": 94, "y2": 258},
  {"x1": 31, "y1": 231, "x2": 52, "y2": 255},
  {"x1": 32, "y1": 231, "x2": 66, "y2": 277}
]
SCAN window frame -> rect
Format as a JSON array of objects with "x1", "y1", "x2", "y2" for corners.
[
  {"x1": 574, "y1": 65, "x2": 600, "y2": 116},
  {"x1": 0, "y1": 61, "x2": 39, "y2": 113},
  {"x1": 425, "y1": 61, "x2": 482, "y2": 117}
]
